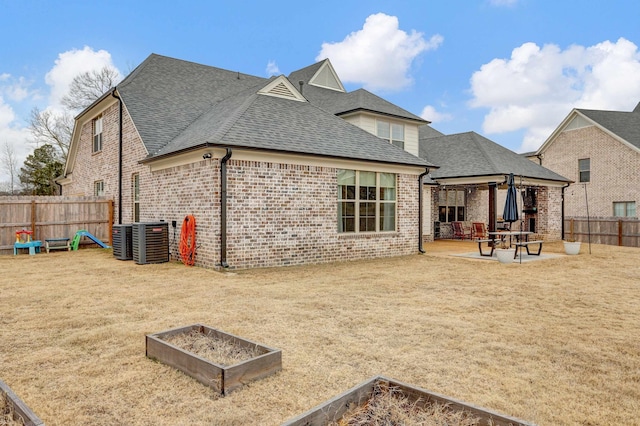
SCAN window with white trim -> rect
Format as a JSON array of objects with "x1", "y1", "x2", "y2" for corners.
[
  {"x1": 337, "y1": 170, "x2": 396, "y2": 233},
  {"x1": 94, "y1": 180, "x2": 104, "y2": 196},
  {"x1": 376, "y1": 120, "x2": 404, "y2": 149},
  {"x1": 93, "y1": 115, "x2": 103, "y2": 153},
  {"x1": 438, "y1": 189, "x2": 465, "y2": 222},
  {"x1": 613, "y1": 202, "x2": 636, "y2": 217},
  {"x1": 578, "y1": 158, "x2": 590, "y2": 183}
]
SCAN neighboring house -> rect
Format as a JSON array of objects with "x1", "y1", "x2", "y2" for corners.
[
  {"x1": 59, "y1": 54, "x2": 436, "y2": 269},
  {"x1": 419, "y1": 129, "x2": 572, "y2": 240},
  {"x1": 531, "y1": 102, "x2": 640, "y2": 220}
]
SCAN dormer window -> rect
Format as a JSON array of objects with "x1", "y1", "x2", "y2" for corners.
[
  {"x1": 376, "y1": 119, "x2": 404, "y2": 149},
  {"x1": 93, "y1": 115, "x2": 103, "y2": 153}
]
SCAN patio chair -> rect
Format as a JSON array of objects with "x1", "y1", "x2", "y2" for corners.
[
  {"x1": 451, "y1": 221, "x2": 472, "y2": 240},
  {"x1": 471, "y1": 222, "x2": 488, "y2": 239}
]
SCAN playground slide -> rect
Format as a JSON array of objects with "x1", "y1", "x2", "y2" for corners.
[{"x1": 72, "y1": 230, "x2": 110, "y2": 250}]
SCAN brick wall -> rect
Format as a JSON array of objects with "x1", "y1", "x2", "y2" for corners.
[
  {"x1": 543, "y1": 125, "x2": 640, "y2": 218},
  {"x1": 64, "y1": 103, "x2": 422, "y2": 269}
]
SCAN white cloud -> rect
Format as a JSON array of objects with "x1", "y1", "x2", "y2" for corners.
[
  {"x1": 420, "y1": 105, "x2": 453, "y2": 123},
  {"x1": 316, "y1": 13, "x2": 443, "y2": 92},
  {"x1": 469, "y1": 37, "x2": 640, "y2": 152},
  {"x1": 0, "y1": 46, "x2": 121, "y2": 183},
  {"x1": 266, "y1": 60, "x2": 280, "y2": 77},
  {"x1": 45, "y1": 46, "x2": 120, "y2": 110},
  {"x1": 0, "y1": 96, "x2": 32, "y2": 183}
]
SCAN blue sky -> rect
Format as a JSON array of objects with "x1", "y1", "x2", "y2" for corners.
[{"x1": 1, "y1": 0, "x2": 639, "y2": 184}]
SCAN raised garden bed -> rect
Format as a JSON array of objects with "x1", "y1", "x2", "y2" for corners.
[
  {"x1": 145, "y1": 324, "x2": 282, "y2": 395},
  {"x1": 282, "y1": 376, "x2": 534, "y2": 426},
  {"x1": 0, "y1": 379, "x2": 45, "y2": 426}
]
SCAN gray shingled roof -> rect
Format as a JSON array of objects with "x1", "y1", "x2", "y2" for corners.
[
  {"x1": 289, "y1": 61, "x2": 427, "y2": 123},
  {"x1": 420, "y1": 131, "x2": 570, "y2": 182},
  {"x1": 159, "y1": 88, "x2": 432, "y2": 167},
  {"x1": 117, "y1": 54, "x2": 267, "y2": 155},
  {"x1": 118, "y1": 54, "x2": 432, "y2": 168},
  {"x1": 577, "y1": 102, "x2": 640, "y2": 150}
]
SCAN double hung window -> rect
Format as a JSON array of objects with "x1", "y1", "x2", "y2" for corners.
[
  {"x1": 94, "y1": 180, "x2": 104, "y2": 196},
  {"x1": 578, "y1": 158, "x2": 590, "y2": 183},
  {"x1": 613, "y1": 202, "x2": 636, "y2": 217},
  {"x1": 338, "y1": 170, "x2": 396, "y2": 233},
  {"x1": 376, "y1": 120, "x2": 405, "y2": 149},
  {"x1": 93, "y1": 116, "x2": 103, "y2": 153}
]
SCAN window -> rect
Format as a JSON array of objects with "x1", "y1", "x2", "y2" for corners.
[
  {"x1": 438, "y1": 189, "x2": 465, "y2": 222},
  {"x1": 613, "y1": 202, "x2": 636, "y2": 217},
  {"x1": 338, "y1": 169, "x2": 396, "y2": 233},
  {"x1": 94, "y1": 180, "x2": 104, "y2": 196},
  {"x1": 376, "y1": 120, "x2": 404, "y2": 149},
  {"x1": 93, "y1": 115, "x2": 103, "y2": 153},
  {"x1": 133, "y1": 173, "x2": 140, "y2": 222},
  {"x1": 578, "y1": 158, "x2": 590, "y2": 183}
]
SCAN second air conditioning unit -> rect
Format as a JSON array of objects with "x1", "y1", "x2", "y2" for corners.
[{"x1": 112, "y1": 224, "x2": 133, "y2": 260}]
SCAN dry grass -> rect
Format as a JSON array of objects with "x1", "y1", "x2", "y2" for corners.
[
  {"x1": 1, "y1": 241, "x2": 640, "y2": 425},
  {"x1": 330, "y1": 383, "x2": 479, "y2": 426},
  {"x1": 160, "y1": 329, "x2": 263, "y2": 367}
]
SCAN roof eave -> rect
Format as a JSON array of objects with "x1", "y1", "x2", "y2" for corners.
[
  {"x1": 337, "y1": 108, "x2": 429, "y2": 124},
  {"x1": 140, "y1": 141, "x2": 435, "y2": 169}
]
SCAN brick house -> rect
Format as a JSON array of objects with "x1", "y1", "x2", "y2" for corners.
[
  {"x1": 59, "y1": 54, "x2": 436, "y2": 269},
  {"x1": 419, "y1": 128, "x2": 571, "y2": 240},
  {"x1": 530, "y1": 102, "x2": 640, "y2": 221}
]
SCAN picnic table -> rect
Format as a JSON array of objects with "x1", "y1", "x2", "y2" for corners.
[{"x1": 478, "y1": 231, "x2": 543, "y2": 259}]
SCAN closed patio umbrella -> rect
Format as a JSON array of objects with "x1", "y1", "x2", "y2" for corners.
[
  {"x1": 503, "y1": 173, "x2": 519, "y2": 223},
  {"x1": 503, "y1": 173, "x2": 522, "y2": 262}
]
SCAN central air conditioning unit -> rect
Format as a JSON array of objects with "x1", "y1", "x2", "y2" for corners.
[
  {"x1": 112, "y1": 224, "x2": 133, "y2": 260},
  {"x1": 132, "y1": 222, "x2": 169, "y2": 265}
]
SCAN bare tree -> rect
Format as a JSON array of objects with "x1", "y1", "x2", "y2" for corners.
[
  {"x1": 61, "y1": 66, "x2": 120, "y2": 111},
  {"x1": 1, "y1": 141, "x2": 20, "y2": 194},
  {"x1": 29, "y1": 107, "x2": 73, "y2": 161}
]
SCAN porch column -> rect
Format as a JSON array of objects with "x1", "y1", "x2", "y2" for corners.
[{"x1": 488, "y1": 182, "x2": 497, "y2": 233}]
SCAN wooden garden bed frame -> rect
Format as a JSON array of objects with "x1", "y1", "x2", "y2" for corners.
[
  {"x1": 145, "y1": 324, "x2": 282, "y2": 395},
  {"x1": 282, "y1": 375, "x2": 535, "y2": 426},
  {"x1": 0, "y1": 379, "x2": 45, "y2": 426}
]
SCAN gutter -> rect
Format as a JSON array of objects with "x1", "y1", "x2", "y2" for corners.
[
  {"x1": 561, "y1": 182, "x2": 571, "y2": 240},
  {"x1": 111, "y1": 89, "x2": 123, "y2": 224},
  {"x1": 418, "y1": 168, "x2": 430, "y2": 253},
  {"x1": 220, "y1": 148, "x2": 232, "y2": 268}
]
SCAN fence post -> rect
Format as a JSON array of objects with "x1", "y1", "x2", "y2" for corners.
[
  {"x1": 108, "y1": 200, "x2": 114, "y2": 246},
  {"x1": 569, "y1": 218, "x2": 574, "y2": 240},
  {"x1": 618, "y1": 219, "x2": 623, "y2": 246},
  {"x1": 31, "y1": 200, "x2": 36, "y2": 237}
]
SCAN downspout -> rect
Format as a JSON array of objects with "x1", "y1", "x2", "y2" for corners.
[
  {"x1": 418, "y1": 168, "x2": 430, "y2": 254},
  {"x1": 111, "y1": 89, "x2": 123, "y2": 225},
  {"x1": 220, "y1": 148, "x2": 232, "y2": 268},
  {"x1": 561, "y1": 183, "x2": 570, "y2": 240}
]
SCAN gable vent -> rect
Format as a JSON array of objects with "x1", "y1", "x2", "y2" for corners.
[{"x1": 268, "y1": 82, "x2": 297, "y2": 99}]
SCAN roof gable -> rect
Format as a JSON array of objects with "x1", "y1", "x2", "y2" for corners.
[
  {"x1": 538, "y1": 103, "x2": 640, "y2": 154},
  {"x1": 257, "y1": 75, "x2": 306, "y2": 102},
  {"x1": 308, "y1": 59, "x2": 345, "y2": 92}
]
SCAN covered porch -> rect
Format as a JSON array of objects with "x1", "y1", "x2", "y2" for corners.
[{"x1": 419, "y1": 131, "x2": 572, "y2": 242}]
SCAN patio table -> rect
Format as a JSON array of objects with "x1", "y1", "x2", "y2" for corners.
[{"x1": 488, "y1": 231, "x2": 533, "y2": 248}]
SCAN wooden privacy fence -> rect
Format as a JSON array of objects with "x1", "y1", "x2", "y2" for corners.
[
  {"x1": 565, "y1": 217, "x2": 640, "y2": 248},
  {"x1": 0, "y1": 196, "x2": 114, "y2": 255}
]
